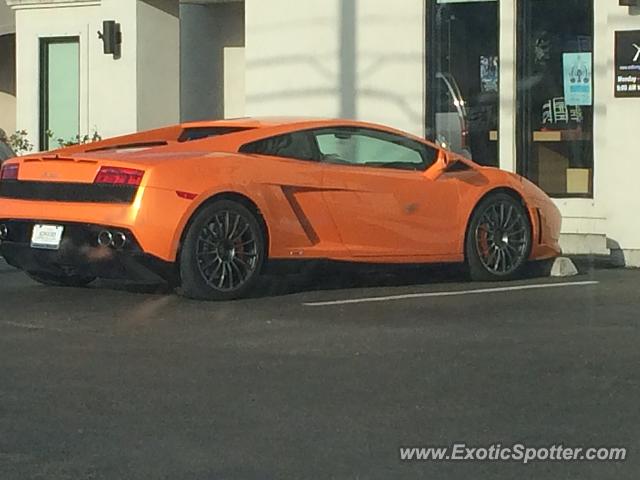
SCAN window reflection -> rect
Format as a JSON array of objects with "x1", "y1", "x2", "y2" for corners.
[
  {"x1": 427, "y1": 0, "x2": 499, "y2": 167},
  {"x1": 517, "y1": 0, "x2": 594, "y2": 197}
]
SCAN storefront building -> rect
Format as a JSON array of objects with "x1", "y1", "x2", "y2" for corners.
[
  {"x1": 0, "y1": 0, "x2": 15, "y2": 134},
  {"x1": 2, "y1": 0, "x2": 640, "y2": 263}
]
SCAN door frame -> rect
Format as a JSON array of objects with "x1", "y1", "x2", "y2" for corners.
[
  {"x1": 39, "y1": 35, "x2": 81, "y2": 151},
  {"x1": 514, "y1": 0, "x2": 595, "y2": 199}
]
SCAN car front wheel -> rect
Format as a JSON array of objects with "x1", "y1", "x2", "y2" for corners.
[{"x1": 466, "y1": 193, "x2": 532, "y2": 281}]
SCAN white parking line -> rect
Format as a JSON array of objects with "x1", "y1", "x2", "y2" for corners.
[
  {"x1": 3, "y1": 321, "x2": 65, "y2": 333},
  {"x1": 303, "y1": 280, "x2": 599, "y2": 307}
]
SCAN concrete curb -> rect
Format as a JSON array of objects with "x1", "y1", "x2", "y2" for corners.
[{"x1": 550, "y1": 257, "x2": 579, "y2": 277}]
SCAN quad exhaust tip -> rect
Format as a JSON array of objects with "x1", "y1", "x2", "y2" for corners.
[
  {"x1": 112, "y1": 231, "x2": 127, "y2": 249},
  {"x1": 97, "y1": 230, "x2": 113, "y2": 247},
  {"x1": 97, "y1": 230, "x2": 127, "y2": 249}
]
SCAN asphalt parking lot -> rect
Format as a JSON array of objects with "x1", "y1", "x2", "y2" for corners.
[{"x1": 1, "y1": 259, "x2": 639, "y2": 479}]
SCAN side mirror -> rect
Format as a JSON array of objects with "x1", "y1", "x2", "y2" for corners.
[
  {"x1": 439, "y1": 149, "x2": 455, "y2": 168},
  {"x1": 425, "y1": 149, "x2": 455, "y2": 180}
]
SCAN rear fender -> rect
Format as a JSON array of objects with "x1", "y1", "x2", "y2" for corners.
[{"x1": 168, "y1": 184, "x2": 273, "y2": 262}]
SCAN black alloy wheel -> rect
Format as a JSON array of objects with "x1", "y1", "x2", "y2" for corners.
[
  {"x1": 178, "y1": 200, "x2": 265, "y2": 300},
  {"x1": 466, "y1": 193, "x2": 531, "y2": 281}
]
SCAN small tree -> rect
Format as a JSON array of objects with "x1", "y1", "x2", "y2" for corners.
[
  {"x1": 7, "y1": 130, "x2": 34, "y2": 155},
  {"x1": 5, "y1": 129, "x2": 102, "y2": 155},
  {"x1": 51, "y1": 130, "x2": 102, "y2": 148}
]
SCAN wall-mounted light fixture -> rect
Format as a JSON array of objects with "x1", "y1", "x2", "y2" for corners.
[{"x1": 98, "y1": 20, "x2": 122, "y2": 58}]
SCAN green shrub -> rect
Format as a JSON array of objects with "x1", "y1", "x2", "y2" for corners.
[{"x1": 5, "y1": 129, "x2": 102, "y2": 155}]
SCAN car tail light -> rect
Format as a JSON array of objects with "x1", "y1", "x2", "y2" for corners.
[
  {"x1": 94, "y1": 167, "x2": 144, "y2": 186},
  {"x1": 0, "y1": 163, "x2": 19, "y2": 181}
]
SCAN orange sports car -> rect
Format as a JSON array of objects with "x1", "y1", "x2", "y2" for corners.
[{"x1": 0, "y1": 118, "x2": 561, "y2": 300}]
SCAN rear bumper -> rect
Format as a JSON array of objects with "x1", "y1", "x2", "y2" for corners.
[
  {"x1": 0, "y1": 186, "x2": 192, "y2": 261},
  {"x1": 0, "y1": 220, "x2": 174, "y2": 282}
]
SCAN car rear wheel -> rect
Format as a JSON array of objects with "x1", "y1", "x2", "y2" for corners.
[
  {"x1": 466, "y1": 193, "x2": 531, "y2": 281},
  {"x1": 178, "y1": 200, "x2": 265, "y2": 300},
  {"x1": 26, "y1": 271, "x2": 96, "y2": 288}
]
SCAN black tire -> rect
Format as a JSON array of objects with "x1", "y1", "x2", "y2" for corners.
[
  {"x1": 177, "y1": 200, "x2": 265, "y2": 300},
  {"x1": 465, "y1": 192, "x2": 532, "y2": 281},
  {"x1": 27, "y1": 271, "x2": 96, "y2": 287}
]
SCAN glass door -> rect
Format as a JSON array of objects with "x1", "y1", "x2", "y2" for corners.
[
  {"x1": 426, "y1": 0, "x2": 499, "y2": 167},
  {"x1": 516, "y1": 0, "x2": 594, "y2": 197},
  {"x1": 39, "y1": 37, "x2": 80, "y2": 150}
]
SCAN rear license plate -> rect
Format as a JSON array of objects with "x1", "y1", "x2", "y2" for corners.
[{"x1": 31, "y1": 224, "x2": 64, "y2": 250}]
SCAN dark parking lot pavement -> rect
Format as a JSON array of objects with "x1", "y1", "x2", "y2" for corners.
[{"x1": 1, "y1": 259, "x2": 639, "y2": 479}]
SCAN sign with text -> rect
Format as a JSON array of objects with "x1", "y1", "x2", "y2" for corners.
[
  {"x1": 563, "y1": 53, "x2": 593, "y2": 105},
  {"x1": 615, "y1": 30, "x2": 640, "y2": 98}
]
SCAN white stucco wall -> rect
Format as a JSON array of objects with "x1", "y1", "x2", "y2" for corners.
[
  {"x1": 180, "y1": 1, "x2": 244, "y2": 121},
  {"x1": 11, "y1": 0, "x2": 179, "y2": 151},
  {"x1": 137, "y1": 0, "x2": 180, "y2": 131},
  {"x1": 0, "y1": 1, "x2": 16, "y2": 134},
  {"x1": 355, "y1": 1, "x2": 424, "y2": 135},
  {"x1": 594, "y1": 3, "x2": 640, "y2": 260},
  {"x1": 245, "y1": 0, "x2": 425, "y2": 136},
  {"x1": 224, "y1": 46, "x2": 245, "y2": 118},
  {"x1": 14, "y1": 0, "x2": 135, "y2": 148}
]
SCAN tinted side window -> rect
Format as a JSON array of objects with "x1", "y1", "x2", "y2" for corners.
[
  {"x1": 313, "y1": 128, "x2": 438, "y2": 171},
  {"x1": 239, "y1": 132, "x2": 317, "y2": 161},
  {"x1": 178, "y1": 126, "x2": 253, "y2": 142}
]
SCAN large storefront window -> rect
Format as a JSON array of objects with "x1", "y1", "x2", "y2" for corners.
[
  {"x1": 427, "y1": 0, "x2": 499, "y2": 167},
  {"x1": 517, "y1": 0, "x2": 594, "y2": 197},
  {"x1": 39, "y1": 37, "x2": 80, "y2": 150}
]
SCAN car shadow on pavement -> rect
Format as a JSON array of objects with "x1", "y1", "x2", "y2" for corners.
[
  {"x1": 91, "y1": 262, "x2": 472, "y2": 298},
  {"x1": 246, "y1": 259, "x2": 560, "y2": 299},
  {"x1": 254, "y1": 262, "x2": 470, "y2": 298},
  {"x1": 30, "y1": 259, "x2": 564, "y2": 300}
]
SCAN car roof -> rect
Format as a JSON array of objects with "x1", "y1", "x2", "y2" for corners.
[
  {"x1": 178, "y1": 117, "x2": 429, "y2": 142},
  {"x1": 33, "y1": 117, "x2": 438, "y2": 161},
  {"x1": 180, "y1": 117, "x2": 333, "y2": 129}
]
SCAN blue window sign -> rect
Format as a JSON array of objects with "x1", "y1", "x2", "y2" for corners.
[{"x1": 563, "y1": 52, "x2": 593, "y2": 106}]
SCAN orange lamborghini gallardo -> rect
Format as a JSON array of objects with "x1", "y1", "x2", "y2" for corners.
[{"x1": 0, "y1": 118, "x2": 561, "y2": 300}]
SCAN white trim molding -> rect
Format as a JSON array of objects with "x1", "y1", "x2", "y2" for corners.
[{"x1": 6, "y1": 0, "x2": 100, "y2": 10}]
